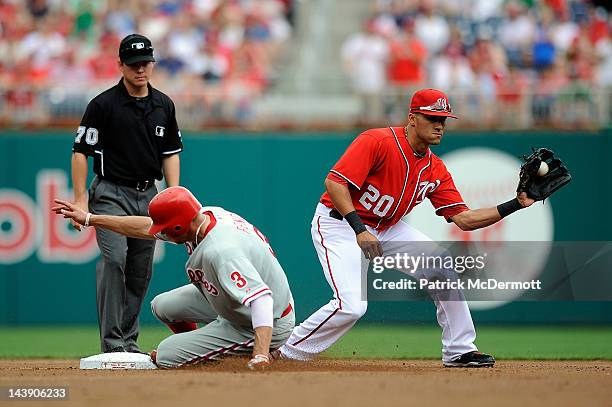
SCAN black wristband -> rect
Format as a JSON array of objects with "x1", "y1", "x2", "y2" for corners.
[
  {"x1": 344, "y1": 211, "x2": 367, "y2": 235},
  {"x1": 497, "y1": 198, "x2": 524, "y2": 218}
]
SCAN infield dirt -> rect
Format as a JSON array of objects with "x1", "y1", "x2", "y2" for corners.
[{"x1": 1, "y1": 359, "x2": 610, "y2": 407}]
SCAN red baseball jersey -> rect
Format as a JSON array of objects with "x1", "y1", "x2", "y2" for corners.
[{"x1": 320, "y1": 127, "x2": 469, "y2": 230}]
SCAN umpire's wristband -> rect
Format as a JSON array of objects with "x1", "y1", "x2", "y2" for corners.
[
  {"x1": 497, "y1": 198, "x2": 523, "y2": 218},
  {"x1": 344, "y1": 211, "x2": 367, "y2": 235}
]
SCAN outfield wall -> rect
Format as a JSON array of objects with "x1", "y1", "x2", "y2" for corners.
[{"x1": 1, "y1": 130, "x2": 611, "y2": 325}]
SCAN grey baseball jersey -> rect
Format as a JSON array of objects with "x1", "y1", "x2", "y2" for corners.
[
  {"x1": 151, "y1": 206, "x2": 295, "y2": 368},
  {"x1": 184, "y1": 206, "x2": 293, "y2": 327}
]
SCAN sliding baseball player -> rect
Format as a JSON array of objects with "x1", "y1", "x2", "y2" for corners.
[{"x1": 53, "y1": 186, "x2": 294, "y2": 369}]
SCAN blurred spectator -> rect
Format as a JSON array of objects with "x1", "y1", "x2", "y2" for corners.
[
  {"x1": 496, "y1": 66, "x2": 530, "y2": 127},
  {"x1": 3, "y1": 56, "x2": 46, "y2": 125},
  {"x1": 155, "y1": 36, "x2": 185, "y2": 77},
  {"x1": 387, "y1": 19, "x2": 427, "y2": 88},
  {"x1": 532, "y1": 61, "x2": 568, "y2": 126},
  {"x1": 531, "y1": 7, "x2": 556, "y2": 71},
  {"x1": 341, "y1": 20, "x2": 389, "y2": 124},
  {"x1": 18, "y1": 17, "x2": 66, "y2": 69},
  {"x1": 468, "y1": 0, "x2": 505, "y2": 22},
  {"x1": 414, "y1": 0, "x2": 450, "y2": 56},
  {"x1": 556, "y1": 67, "x2": 595, "y2": 128},
  {"x1": 167, "y1": 13, "x2": 203, "y2": 66},
  {"x1": 585, "y1": 6, "x2": 609, "y2": 46},
  {"x1": 1, "y1": 0, "x2": 611, "y2": 130},
  {"x1": 73, "y1": 2, "x2": 96, "y2": 38},
  {"x1": 27, "y1": 0, "x2": 49, "y2": 20},
  {"x1": 87, "y1": 33, "x2": 121, "y2": 80},
  {"x1": 566, "y1": 34, "x2": 596, "y2": 81},
  {"x1": 359, "y1": 0, "x2": 612, "y2": 129},
  {"x1": 467, "y1": 35, "x2": 507, "y2": 126},
  {"x1": 139, "y1": 7, "x2": 172, "y2": 44},
  {"x1": 105, "y1": 0, "x2": 137, "y2": 39},
  {"x1": 550, "y1": 6, "x2": 579, "y2": 54},
  {"x1": 50, "y1": 49, "x2": 93, "y2": 87},
  {"x1": 187, "y1": 32, "x2": 231, "y2": 82},
  {"x1": 0, "y1": 0, "x2": 293, "y2": 128},
  {"x1": 386, "y1": 18, "x2": 427, "y2": 121},
  {"x1": 430, "y1": 35, "x2": 474, "y2": 93},
  {"x1": 498, "y1": 0, "x2": 536, "y2": 67},
  {"x1": 595, "y1": 35, "x2": 612, "y2": 87}
]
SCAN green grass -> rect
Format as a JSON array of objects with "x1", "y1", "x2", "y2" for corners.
[
  {"x1": 328, "y1": 325, "x2": 612, "y2": 360},
  {"x1": 0, "y1": 325, "x2": 611, "y2": 360}
]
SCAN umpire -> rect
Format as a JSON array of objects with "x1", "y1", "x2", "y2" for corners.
[{"x1": 71, "y1": 34, "x2": 183, "y2": 353}]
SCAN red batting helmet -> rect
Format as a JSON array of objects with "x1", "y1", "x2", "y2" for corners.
[
  {"x1": 409, "y1": 88, "x2": 458, "y2": 119},
  {"x1": 148, "y1": 186, "x2": 202, "y2": 238}
]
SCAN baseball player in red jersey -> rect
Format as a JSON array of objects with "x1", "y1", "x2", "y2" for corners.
[{"x1": 274, "y1": 88, "x2": 536, "y2": 367}]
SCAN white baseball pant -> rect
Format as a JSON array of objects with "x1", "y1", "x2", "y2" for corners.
[{"x1": 279, "y1": 203, "x2": 478, "y2": 362}]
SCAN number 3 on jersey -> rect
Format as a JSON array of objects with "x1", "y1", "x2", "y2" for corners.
[
  {"x1": 231, "y1": 271, "x2": 247, "y2": 289},
  {"x1": 359, "y1": 185, "x2": 394, "y2": 217}
]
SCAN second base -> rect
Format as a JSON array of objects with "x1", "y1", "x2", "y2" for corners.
[{"x1": 79, "y1": 352, "x2": 157, "y2": 370}]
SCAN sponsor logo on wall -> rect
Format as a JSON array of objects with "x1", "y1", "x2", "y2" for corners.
[
  {"x1": 0, "y1": 170, "x2": 164, "y2": 265},
  {"x1": 405, "y1": 148, "x2": 554, "y2": 310}
]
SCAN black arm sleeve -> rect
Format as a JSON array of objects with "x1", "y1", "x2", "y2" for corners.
[
  {"x1": 72, "y1": 99, "x2": 104, "y2": 157},
  {"x1": 161, "y1": 100, "x2": 183, "y2": 156}
]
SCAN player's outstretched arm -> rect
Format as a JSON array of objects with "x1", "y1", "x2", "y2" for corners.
[
  {"x1": 450, "y1": 192, "x2": 535, "y2": 231},
  {"x1": 52, "y1": 198, "x2": 154, "y2": 240}
]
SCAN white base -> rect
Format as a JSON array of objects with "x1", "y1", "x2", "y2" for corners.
[{"x1": 79, "y1": 352, "x2": 158, "y2": 370}]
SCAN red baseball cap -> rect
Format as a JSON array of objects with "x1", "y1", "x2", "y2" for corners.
[
  {"x1": 148, "y1": 187, "x2": 202, "y2": 238},
  {"x1": 409, "y1": 88, "x2": 458, "y2": 119}
]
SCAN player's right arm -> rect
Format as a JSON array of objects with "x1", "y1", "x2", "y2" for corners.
[
  {"x1": 429, "y1": 160, "x2": 535, "y2": 231},
  {"x1": 210, "y1": 255, "x2": 276, "y2": 369},
  {"x1": 52, "y1": 199, "x2": 154, "y2": 240},
  {"x1": 325, "y1": 179, "x2": 383, "y2": 259},
  {"x1": 325, "y1": 133, "x2": 383, "y2": 259},
  {"x1": 450, "y1": 193, "x2": 535, "y2": 231}
]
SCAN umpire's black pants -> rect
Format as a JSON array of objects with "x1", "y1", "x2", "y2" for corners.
[{"x1": 89, "y1": 177, "x2": 157, "y2": 353}]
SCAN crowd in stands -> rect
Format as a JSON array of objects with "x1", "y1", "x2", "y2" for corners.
[
  {"x1": 0, "y1": 0, "x2": 293, "y2": 126},
  {"x1": 342, "y1": 0, "x2": 611, "y2": 128}
]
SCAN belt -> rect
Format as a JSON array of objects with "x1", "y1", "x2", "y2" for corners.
[
  {"x1": 101, "y1": 176, "x2": 155, "y2": 192},
  {"x1": 280, "y1": 303, "x2": 293, "y2": 318},
  {"x1": 329, "y1": 208, "x2": 343, "y2": 220}
]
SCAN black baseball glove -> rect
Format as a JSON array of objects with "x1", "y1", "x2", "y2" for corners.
[{"x1": 517, "y1": 148, "x2": 572, "y2": 201}]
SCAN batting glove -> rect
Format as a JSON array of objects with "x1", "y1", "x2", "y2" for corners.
[{"x1": 247, "y1": 354, "x2": 270, "y2": 371}]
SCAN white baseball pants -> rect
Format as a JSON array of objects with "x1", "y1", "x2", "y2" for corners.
[{"x1": 279, "y1": 203, "x2": 478, "y2": 362}]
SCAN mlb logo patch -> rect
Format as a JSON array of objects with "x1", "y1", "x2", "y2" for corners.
[{"x1": 155, "y1": 126, "x2": 165, "y2": 137}]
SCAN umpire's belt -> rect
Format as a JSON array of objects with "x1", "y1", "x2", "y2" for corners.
[{"x1": 102, "y1": 176, "x2": 155, "y2": 191}]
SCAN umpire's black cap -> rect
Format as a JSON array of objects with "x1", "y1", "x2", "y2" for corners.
[{"x1": 119, "y1": 34, "x2": 155, "y2": 65}]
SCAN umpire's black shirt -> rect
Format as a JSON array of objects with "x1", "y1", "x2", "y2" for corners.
[{"x1": 72, "y1": 79, "x2": 183, "y2": 183}]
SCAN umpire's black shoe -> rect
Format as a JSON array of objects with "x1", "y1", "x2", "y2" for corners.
[
  {"x1": 443, "y1": 351, "x2": 495, "y2": 368},
  {"x1": 104, "y1": 346, "x2": 126, "y2": 353}
]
